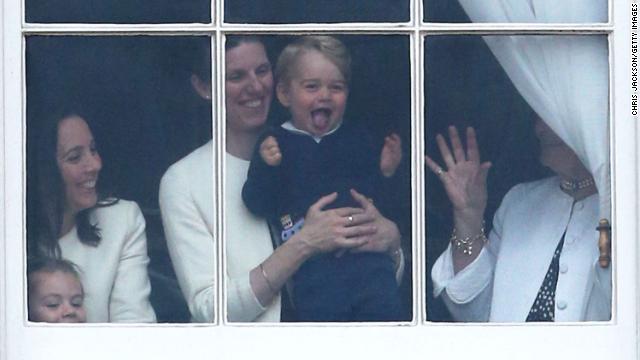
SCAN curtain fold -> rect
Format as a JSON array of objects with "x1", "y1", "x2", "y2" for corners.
[{"x1": 457, "y1": 0, "x2": 610, "y2": 221}]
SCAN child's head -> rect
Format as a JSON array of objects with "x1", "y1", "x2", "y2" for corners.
[
  {"x1": 28, "y1": 257, "x2": 86, "y2": 323},
  {"x1": 275, "y1": 36, "x2": 351, "y2": 137}
]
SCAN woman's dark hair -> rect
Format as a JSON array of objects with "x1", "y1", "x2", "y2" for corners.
[
  {"x1": 224, "y1": 35, "x2": 263, "y2": 51},
  {"x1": 27, "y1": 107, "x2": 116, "y2": 258},
  {"x1": 188, "y1": 35, "x2": 265, "y2": 84},
  {"x1": 191, "y1": 38, "x2": 212, "y2": 84}
]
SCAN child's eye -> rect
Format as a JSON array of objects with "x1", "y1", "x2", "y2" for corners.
[
  {"x1": 330, "y1": 83, "x2": 347, "y2": 92},
  {"x1": 304, "y1": 83, "x2": 319, "y2": 91},
  {"x1": 71, "y1": 296, "x2": 84, "y2": 307},
  {"x1": 45, "y1": 303, "x2": 60, "y2": 309}
]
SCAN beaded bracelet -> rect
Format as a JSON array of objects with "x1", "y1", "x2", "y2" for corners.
[{"x1": 450, "y1": 223, "x2": 488, "y2": 256}]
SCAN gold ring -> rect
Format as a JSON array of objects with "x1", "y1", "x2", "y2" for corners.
[{"x1": 348, "y1": 215, "x2": 354, "y2": 223}]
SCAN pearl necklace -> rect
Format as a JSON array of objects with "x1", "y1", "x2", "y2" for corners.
[{"x1": 559, "y1": 177, "x2": 595, "y2": 192}]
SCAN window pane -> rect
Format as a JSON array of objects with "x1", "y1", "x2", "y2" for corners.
[
  {"x1": 224, "y1": 1, "x2": 409, "y2": 23},
  {"x1": 424, "y1": 1, "x2": 609, "y2": 23},
  {"x1": 26, "y1": 36, "x2": 212, "y2": 323},
  {"x1": 424, "y1": 35, "x2": 611, "y2": 322},
  {"x1": 26, "y1": 1, "x2": 210, "y2": 23},
  {"x1": 224, "y1": 35, "x2": 413, "y2": 323}
]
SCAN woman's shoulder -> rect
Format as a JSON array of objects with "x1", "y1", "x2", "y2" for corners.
[
  {"x1": 504, "y1": 176, "x2": 562, "y2": 203},
  {"x1": 92, "y1": 199, "x2": 143, "y2": 224},
  {"x1": 161, "y1": 141, "x2": 213, "y2": 189},
  {"x1": 165, "y1": 141, "x2": 213, "y2": 176}
]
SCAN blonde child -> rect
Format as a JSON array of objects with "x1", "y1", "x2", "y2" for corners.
[{"x1": 243, "y1": 36, "x2": 403, "y2": 321}]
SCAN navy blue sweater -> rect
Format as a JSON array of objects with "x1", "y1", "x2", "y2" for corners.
[{"x1": 242, "y1": 121, "x2": 393, "y2": 223}]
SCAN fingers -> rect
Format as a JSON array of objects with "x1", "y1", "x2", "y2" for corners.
[
  {"x1": 385, "y1": 133, "x2": 402, "y2": 149},
  {"x1": 341, "y1": 223, "x2": 377, "y2": 238},
  {"x1": 333, "y1": 207, "x2": 365, "y2": 218},
  {"x1": 333, "y1": 236, "x2": 369, "y2": 250},
  {"x1": 349, "y1": 189, "x2": 375, "y2": 210},
  {"x1": 479, "y1": 161, "x2": 492, "y2": 180},
  {"x1": 466, "y1": 127, "x2": 480, "y2": 163},
  {"x1": 435, "y1": 133, "x2": 455, "y2": 169},
  {"x1": 260, "y1": 136, "x2": 282, "y2": 166},
  {"x1": 425, "y1": 155, "x2": 445, "y2": 177},
  {"x1": 308, "y1": 192, "x2": 338, "y2": 213},
  {"x1": 449, "y1": 126, "x2": 466, "y2": 163}
]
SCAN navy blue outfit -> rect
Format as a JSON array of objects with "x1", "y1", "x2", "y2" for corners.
[{"x1": 242, "y1": 120, "x2": 402, "y2": 322}]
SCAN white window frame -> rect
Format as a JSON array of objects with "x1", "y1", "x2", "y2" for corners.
[{"x1": 2, "y1": 0, "x2": 638, "y2": 358}]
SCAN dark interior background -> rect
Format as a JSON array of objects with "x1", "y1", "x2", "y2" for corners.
[
  {"x1": 225, "y1": 1, "x2": 409, "y2": 23},
  {"x1": 26, "y1": 34, "x2": 413, "y2": 322},
  {"x1": 26, "y1": 0, "x2": 210, "y2": 23},
  {"x1": 24, "y1": 1, "x2": 556, "y2": 323},
  {"x1": 421, "y1": 0, "x2": 549, "y2": 323}
]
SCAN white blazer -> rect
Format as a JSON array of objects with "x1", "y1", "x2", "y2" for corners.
[
  {"x1": 59, "y1": 200, "x2": 156, "y2": 323},
  {"x1": 432, "y1": 177, "x2": 611, "y2": 322},
  {"x1": 159, "y1": 141, "x2": 281, "y2": 322}
]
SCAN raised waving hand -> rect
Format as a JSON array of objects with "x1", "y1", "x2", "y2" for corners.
[{"x1": 425, "y1": 126, "x2": 491, "y2": 270}]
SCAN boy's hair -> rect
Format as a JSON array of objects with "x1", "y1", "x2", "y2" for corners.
[
  {"x1": 27, "y1": 257, "x2": 83, "y2": 289},
  {"x1": 275, "y1": 36, "x2": 351, "y2": 87}
]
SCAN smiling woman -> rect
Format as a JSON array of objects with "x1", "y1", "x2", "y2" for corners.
[
  {"x1": 55, "y1": 115, "x2": 102, "y2": 235},
  {"x1": 27, "y1": 109, "x2": 157, "y2": 323}
]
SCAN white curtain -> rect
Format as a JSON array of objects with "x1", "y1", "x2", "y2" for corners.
[{"x1": 457, "y1": 0, "x2": 610, "y2": 221}]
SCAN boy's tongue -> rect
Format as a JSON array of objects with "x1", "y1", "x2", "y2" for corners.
[{"x1": 311, "y1": 109, "x2": 330, "y2": 131}]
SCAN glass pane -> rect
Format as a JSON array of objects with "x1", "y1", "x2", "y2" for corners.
[
  {"x1": 424, "y1": 0, "x2": 608, "y2": 23},
  {"x1": 26, "y1": 0, "x2": 210, "y2": 23},
  {"x1": 225, "y1": 1, "x2": 409, "y2": 23},
  {"x1": 224, "y1": 35, "x2": 412, "y2": 322},
  {"x1": 26, "y1": 36, "x2": 212, "y2": 323},
  {"x1": 424, "y1": 35, "x2": 611, "y2": 322}
]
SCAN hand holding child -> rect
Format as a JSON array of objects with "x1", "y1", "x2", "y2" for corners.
[
  {"x1": 380, "y1": 133, "x2": 402, "y2": 177},
  {"x1": 260, "y1": 136, "x2": 282, "y2": 166}
]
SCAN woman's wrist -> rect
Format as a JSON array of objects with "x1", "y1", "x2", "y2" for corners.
[
  {"x1": 283, "y1": 231, "x2": 316, "y2": 262},
  {"x1": 453, "y1": 208, "x2": 485, "y2": 234}
]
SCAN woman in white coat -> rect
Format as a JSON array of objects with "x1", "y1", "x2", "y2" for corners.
[
  {"x1": 28, "y1": 110, "x2": 156, "y2": 323},
  {"x1": 160, "y1": 36, "x2": 405, "y2": 322},
  {"x1": 426, "y1": 120, "x2": 611, "y2": 322}
]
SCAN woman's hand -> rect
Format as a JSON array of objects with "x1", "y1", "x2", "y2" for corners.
[
  {"x1": 426, "y1": 126, "x2": 491, "y2": 272},
  {"x1": 251, "y1": 192, "x2": 377, "y2": 308},
  {"x1": 425, "y1": 126, "x2": 491, "y2": 222},
  {"x1": 347, "y1": 189, "x2": 401, "y2": 255},
  {"x1": 293, "y1": 192, "x2": 377, "y2": 257}
]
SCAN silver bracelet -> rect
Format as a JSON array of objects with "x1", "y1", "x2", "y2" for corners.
[{"x1": 450, "y1": 223, "x2": 488, "y2": 256}]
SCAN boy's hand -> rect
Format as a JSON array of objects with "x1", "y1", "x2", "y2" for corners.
[
  {"x1": 380, "y1": 133, "x2": 402, "y2": 177},
  {"x1": 260, "y1": 136, "x2": 282, "y2": 166}
]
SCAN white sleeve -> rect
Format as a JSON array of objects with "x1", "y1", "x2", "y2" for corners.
[
  {"x1": 159, "y1": 167, "x2": 215, "y2": 323},
  {"x1": 226, "y1": 272, "x2": 268, "y2": 322},
  {"x1": 109, "y1": 202, "x2": 157, "y2": 323},
  {"x1": 430, "y1": 187, "x2": 516, "y2": 322},
  {"x1": 431, "y1": 243, "x2": 494, "y2": 322}
]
